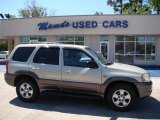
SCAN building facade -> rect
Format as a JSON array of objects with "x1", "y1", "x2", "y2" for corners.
[{"x1": 0, "y1": 15, "x2": 160, "y2": 65}]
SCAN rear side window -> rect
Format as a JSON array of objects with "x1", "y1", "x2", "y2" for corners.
[
  {"x1": 33, "y1": 47, "x2": 59, "y2": 65},
  {"x1": 12, "y1": 47, "x2": 35, "y2": 62}
]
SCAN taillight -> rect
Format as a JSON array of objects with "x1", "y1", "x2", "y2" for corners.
[{"x1": 6, "y1": 60, "x2": 9, "y2": 74}]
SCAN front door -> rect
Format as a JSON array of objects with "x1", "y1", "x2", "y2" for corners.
[
  {"x1": 100, "y1": 42, "x2": 108, "y2": 59},
  {"x1": 61, "y1": 48, "x2": 102, "y2": 93}
]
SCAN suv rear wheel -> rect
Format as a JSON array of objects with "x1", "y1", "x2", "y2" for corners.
[
  {"x1": 105, "y1": 84, "x2": 137, "y2": 112},
  {"x1": 16, "y1": 78, "x2": 40, "y2": 102}
]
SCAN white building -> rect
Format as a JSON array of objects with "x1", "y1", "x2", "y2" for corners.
[{"x1": 0, "y1": 14, "x2": 160, "y2": 65}]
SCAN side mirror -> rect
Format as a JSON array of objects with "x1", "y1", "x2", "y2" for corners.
[{"x1": 87, "y1": 61, "x2": 98, "y2": 68}]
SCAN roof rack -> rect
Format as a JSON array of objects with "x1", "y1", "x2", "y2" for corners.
[
  {"x1": 26, "y1": 42, "x2": 64, "y2": 44},
  {"x1": 41, "y1": 42, "x2": 57, "y2": 44}
]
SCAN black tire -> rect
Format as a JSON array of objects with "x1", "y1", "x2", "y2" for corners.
[
  {"x1": 105, "y1": 84, "x2": 137, "y2": 112},
  {"x1": 16, "y1": 78, "x2": 40, "y2": 102}
]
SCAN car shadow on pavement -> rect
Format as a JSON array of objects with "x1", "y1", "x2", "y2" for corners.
[{"x1": 10, "y1": 93, "x2": 160, "y2": 119}]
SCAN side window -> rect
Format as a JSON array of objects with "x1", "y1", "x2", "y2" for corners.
[
  {"x1": 12, "y1": 47, "x2": 35, "y2": 62},
  {"x1": 63, "y1": 49, "x2": 92, "y2": 67},
  {"x1": 33, "y1": 47, "x2": 59, "y2": 65}
]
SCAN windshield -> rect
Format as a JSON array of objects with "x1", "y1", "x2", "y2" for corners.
[{"x1": 85, "y1": 48, "x2": 109, "y2": 65}]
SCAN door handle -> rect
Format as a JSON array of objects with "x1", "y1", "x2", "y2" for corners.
[
  {"x1": 32, "y1": 67, "x2": 40, "y2": 70},
  {"x1": 103, "y1": 75, "x2": 107, "y2": 78},
  {"x1": 64, "y1": 70, "x2": 72, "y2": 73}
]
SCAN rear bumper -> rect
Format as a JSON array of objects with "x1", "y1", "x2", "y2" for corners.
[
  {"x1": 135, "y1": 81, "x2": 152, "y2": 98},
  {"x1": 4, "y1": 73, "x2": 16, "y2": 87}
]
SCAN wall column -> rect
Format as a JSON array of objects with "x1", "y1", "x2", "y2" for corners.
[
  {"x1": 155, "y1": 35, "x2": 160, "y2": 66},
  {"x1": 14, "y1": 37, "x2": 20, "y2": 47},
  {"x1": 108, "y1": 35, "x2": 115, "y2": 62},
  {"x1": 7, "y1": 39, "x2": 13, "y2": 53},
  {"x1": 85, "y1": 35, "x2": 100, "y2": 51}
]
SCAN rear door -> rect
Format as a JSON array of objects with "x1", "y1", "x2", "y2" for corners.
[{"x1": 29, "y1": 47, "x2": 61, "y2": 89}]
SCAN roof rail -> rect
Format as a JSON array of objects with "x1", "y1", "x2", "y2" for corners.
[
  {"x1": 41, "y1": 42, "x2": 57, "y2": 44},
  {"x1": 20, "y1": 42, "x2": 64, "y2": 45},
  {"x1": 28, "y1": 42, "x2": 63, "y2": 44}
]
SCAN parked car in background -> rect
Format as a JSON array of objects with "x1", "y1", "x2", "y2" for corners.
[{"x1": 0, "y1": 51, "x2": 9, "y2": 59}]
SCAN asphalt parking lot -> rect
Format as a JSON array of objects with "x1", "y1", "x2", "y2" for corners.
[{"x1": 0, "y1": 61, "x2": 160, "y2": 120}]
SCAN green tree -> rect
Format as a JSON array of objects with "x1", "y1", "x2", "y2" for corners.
[
  {"x1": 94, "y1": 11, "x2": 103, "y2": 15},
  {"x1": 148, "y1": 0, "x2": 160, "y2": 14},
  {"x1": 123, "y1": 0, "x2": 151, "y2": 14},
  {"x1": 19, "y1": 8, "x2": 30, "y2": 18},
  {"x1": 107, "y1": 0, "x2": 123, "y2": 14},
  {"x1": 10, "y1": 15, "x2": 17, "y2": 19},
  {"x1": 19, "y1": 0, "x2": 47, "y2": 18},
  {"x1": 0, "y1": 41, "x2": 7, "y2": 51},
  {"x1": 107, "y1": 0, "x2": 151, "y2": 14}
]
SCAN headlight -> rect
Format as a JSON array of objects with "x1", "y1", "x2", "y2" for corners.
[{"x1": 141, "y1": 74, "x2": 150, "y2": 82}]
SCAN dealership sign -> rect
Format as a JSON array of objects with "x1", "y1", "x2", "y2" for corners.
[{"x1": 37, "y1": 20, "x2": 128, "y2": 30}]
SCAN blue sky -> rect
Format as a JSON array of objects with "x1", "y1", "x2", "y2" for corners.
[{"x1": 0, "y1": 0, "x2": 114, "y2": 17}]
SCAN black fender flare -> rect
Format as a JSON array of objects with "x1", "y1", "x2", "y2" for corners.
[
  {"x1": 14, "y1": 70, "x2": 39, "y2": 86},
  {"x1": 101, "y1": 76, "x2": 139, "y2": 95}
]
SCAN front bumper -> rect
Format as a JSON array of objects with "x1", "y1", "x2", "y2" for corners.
[
  {"x1": 4, "y1": 73, "x2": 16, "y2": 87},
  {"x1": 135, "y1": 81, "x2": 152, "y2": 98}
]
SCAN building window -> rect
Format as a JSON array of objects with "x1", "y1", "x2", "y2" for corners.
[
  {"x1": 100, "y1": 35, "x2": 108, "y2": 42},
  {"x1": 30, "y1": 36, "x2": 38, "y2": 44},
  {"x1": 115, "y1": 35, "x2": 156, "y2": 63},
  {"x1": 75, "y1": 36, "x2": 84, "y2": 45},
  {"x1": 56, "y1": 36, "x2": 84, "y2": 45},
  {"x1": 135, "y1": 36, "x2": 155, "y2": 61},
  {"x1": 20, "y1": 36, "x2": 46, "y2": 44},
  {"x1": 38, "y1": 36, "x2": 46, "y2": 42},
  {"x1": 20, "y1": 37, "x2": 29, "y2": 44}
]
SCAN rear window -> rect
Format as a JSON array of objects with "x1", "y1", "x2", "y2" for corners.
[
  {"x1": 12, "y1": 47, "x2": 35, "y2": 62},
  {"x1": 33, "y1": 47, "x2": 59, "y2": 65}
]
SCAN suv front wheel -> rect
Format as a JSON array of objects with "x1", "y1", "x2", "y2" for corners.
[
  {"x1": 16, "y1": 78, "x2": 40, "y2": 102},
  {"x1": 105, "y1": 84, "x2": 137, "y2": 112}
]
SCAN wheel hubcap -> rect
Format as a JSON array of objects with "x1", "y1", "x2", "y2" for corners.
[
  {"x1": 112, "y1": 89, "x2": 131, "y2": 107},
  {"x1": 19, "y1": 83, "x2": 33, "y2": 99}
]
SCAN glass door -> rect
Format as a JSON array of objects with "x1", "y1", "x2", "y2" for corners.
[{"x1": 100, "y1": 42, "x2": 108, "y2": 59}]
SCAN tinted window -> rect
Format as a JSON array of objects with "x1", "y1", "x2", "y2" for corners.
[
  {"x1": 33, "y1": 47, "x2": 59, "y2": 65},
  {"x1": 63, "y1": 49, "x2": 92, "y2": 67},
  {"x1": 12, "y1": 47, "x2": 35, "y2": 62}
]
